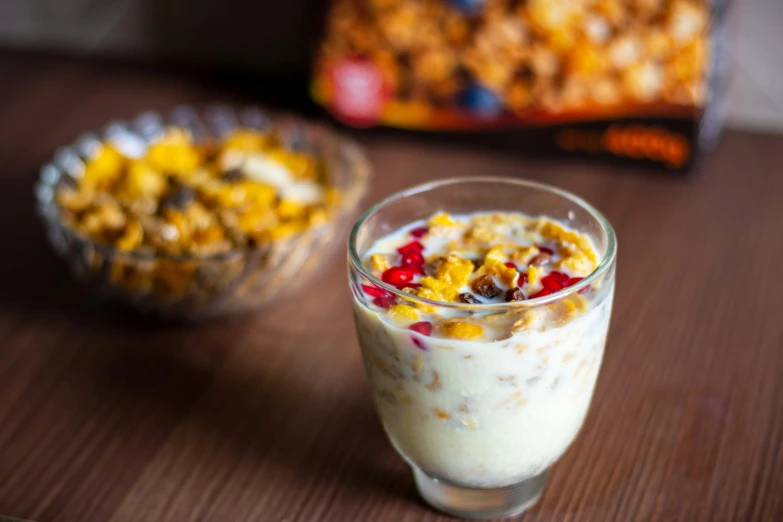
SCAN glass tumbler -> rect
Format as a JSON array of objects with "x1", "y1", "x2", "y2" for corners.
[{"x1": 348, "y1": 177, "x2": 617, "y2": 519}]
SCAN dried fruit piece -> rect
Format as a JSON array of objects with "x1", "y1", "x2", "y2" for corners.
[
  {"x1": 505, "y1": 287, "x2": 526, "y2": 302},
  {"x1": 222, "y1": 168, "x2": 245, "y2": 181},
  {"x1": 409, "y1": 321, "x2": 433, "y2": 336},
  {"x1": 471, "y1": 274, "x2": 502, "y2": 299},
  {"x1": 529, "y1": 253, "x2": 552, "y2": 266},
  {"x1": 537, "y1": 246, "x2": 555, "y2": 255},
  {"x1": 459, "y1": 293, "x2": 481, "y2": 304},
  {"x1": 162, "y1": 185, "x2": 195, "y2": 210},
  {"x1": 410, "y1": 226, "x2": 429, "y2": 238},
  {"x1": 382, "y1": 267, "x2": 414, "y2": 286}
]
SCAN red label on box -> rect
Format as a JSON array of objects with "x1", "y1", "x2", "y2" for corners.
[{"x1": 329, "y1": 60, "x2": 386, "y2": 127}]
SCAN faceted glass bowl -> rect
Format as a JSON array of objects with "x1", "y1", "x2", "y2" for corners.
[{"x1": 36, "y1": 106, "x2": 371, "y2": 319}]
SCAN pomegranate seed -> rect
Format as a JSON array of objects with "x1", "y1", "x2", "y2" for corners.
[
  {"x1": 361, "y1": 284, "x2": 392, "y2": 298},
  {"x1": 505, "y1": 262, "x2": 517, "y2": 270},
  {"x1": 410, "y1": 227, "x2": 428, "y2": 238},
  {"x1": 564, "y1": 277, "x2": 590, "y2": 294},
  {"x1": 401, "y1": 250, "x2": 425, "y2": 266},
  {"x1": 409, "y1": 321, "x2": 433, "y2": 336},
  {"x1": 529, "y1": 288, "x2": 552, "y2": 299},
  {"x1": 382, "y1": 267, "x2": 414, "y2": 286},
  {"x1": 412, "y1": 337, "x2": 428, "y2": 351},
  {"x1": 373, "y1": 296, "x2": 395, "y2": 308},
  {"x1": 541, "y1": 274, "x2": 563, "y2": 292},
  {"x1": 537, "y1": 246, "x2": 554, "y2": 255},
  {"x1": 408, "y1": 264, "x2": 425, "y2": 275},
  {"x1": 399, "y1": 282, "x2": 421, "y2": 290},
  {"x1": 552, "y1": 271, "x2": 570, "y2": 285},
  {"x1": 397, "y1": 241, "x2": 424, "y2": 254},
  {"x1": 517, "y1": 273, "x2": 529, "y2": 286}
]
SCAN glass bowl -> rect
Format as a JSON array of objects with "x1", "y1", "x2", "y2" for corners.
[
  {"x1": 348, "y1": 177, "x2": 616, "y2": 518},
  {"x1": 35, "y1": 105, "x2": 371, "y2": 319}
]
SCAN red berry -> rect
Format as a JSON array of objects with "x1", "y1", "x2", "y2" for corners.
[
  {"x1": 397, "y1": 241, "x2": 424, "y2": 254},
  {"x1": 382, "y1": 267, "x2": 414, "y2": 286},
  {"x1": 401, "y1": 250, "x2": 425, "y2": 266},
  {"x1": 361, "y1": 284, "x2": 392, "y2": 298},
  {"x1": 529, "y1": 288, "x2": 552, "y2": 299},
  {"x1": 410, "y1": 227, "x2": 429, "y2": 238},
  {"x1": 552, "y1": 271, "x2": 570, "y2": 285},
  {"x1": 537, "y1": 246, "x2": 554, "y2": 255},
  {"x1": 373, "y1": 296, "x2": 395, "y2": 308},
  {"x1": 541, "y1": 274, "x2": 563, "y2": 292},
  {"x1": 408, "y1": 264, "x2": 425, "y2": 275},
  {"x1": 412, "y1": 337, "x2": 428, "y2": 351},
  {"x1": 517, "y1": 273, "x2": 529, "y2": 286},
  {"x1": 565, "y1": 277, "x2": 583, "y2": 287},
  {"x1": 505, "y1": 262, "x2": 517, "y2": 270},
  {"x1": 409, "y1": 321, "x2": 433, "y2": 336}
]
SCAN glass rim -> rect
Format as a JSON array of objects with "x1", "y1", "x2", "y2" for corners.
[{"x1": 348, "y1": 176, "x2": 617, "y2": 310}]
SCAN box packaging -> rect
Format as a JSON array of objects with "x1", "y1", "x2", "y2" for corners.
[{"x1": 311, "y1": 0, "x2": 730, "y2": 172}]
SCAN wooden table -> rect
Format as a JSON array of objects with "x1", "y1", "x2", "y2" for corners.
[{"x1": 0, "y1": 51, "x2": 781, "y2": 522}]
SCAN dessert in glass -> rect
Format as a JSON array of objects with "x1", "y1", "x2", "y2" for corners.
[{"x1": 347, "y1": 177, "x2": 616, "y2": 519}]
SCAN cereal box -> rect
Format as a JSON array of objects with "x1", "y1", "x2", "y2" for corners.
[{"x1": 312, "y1": 0, "x2": 731, "y2": 172}]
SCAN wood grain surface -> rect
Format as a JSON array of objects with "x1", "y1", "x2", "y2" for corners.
[{"x1": 0, "y1": 51, "x2": 781, "y2": 522}]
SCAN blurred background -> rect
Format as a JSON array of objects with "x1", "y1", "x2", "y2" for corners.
[{"x1": 0, "y1": 0, "x2": 780, "y2": 133}]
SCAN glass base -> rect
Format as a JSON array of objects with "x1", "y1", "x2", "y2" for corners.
[{"x1": 412, "y1": 467, "x2": 548, "y2": 519}]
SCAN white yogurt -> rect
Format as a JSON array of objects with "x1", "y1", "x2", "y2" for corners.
[{"x1": 353, "y1": 293, "x2": 611, "y2": 488}]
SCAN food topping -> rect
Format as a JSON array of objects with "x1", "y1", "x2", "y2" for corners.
[{"x1": 360, "y1": 211, "x2": 600, "y2": 339}]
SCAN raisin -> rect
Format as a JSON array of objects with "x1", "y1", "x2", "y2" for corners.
[
  {"x1": 459, "y1": 293, "x2": 481, "y2": 304},
  {"x1": 161, "y1": 185, "x2": 195, "y2": 210},
  {"x1": 471, "y1": 274, "x2": 502, "y2": 299},
  {"x1": 472, "y1": 258, "x2": 484, "y2": 270},
  {"x1": 505, "y1": 287, "x2": 526, "y2": 302},
  {"x1": 537, "y1": 246, "x2": 555, "y2": 255},
  {"x1": 222, "y1": 168, "x2": 245, "y2": 182},
  {"x1": 529, "y1": 253, "x2": 551, "y2": 266}
]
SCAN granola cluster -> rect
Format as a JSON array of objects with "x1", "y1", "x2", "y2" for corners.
[
  {"x1": 362, "y1": 212, "x2": 599, "y2": 340},
  {"x1": 56, "y1": 127, "x2": 339, "y2": 257},
  {"x1": 317, "y1": 0, "x2": 710, "y2": 114}
]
